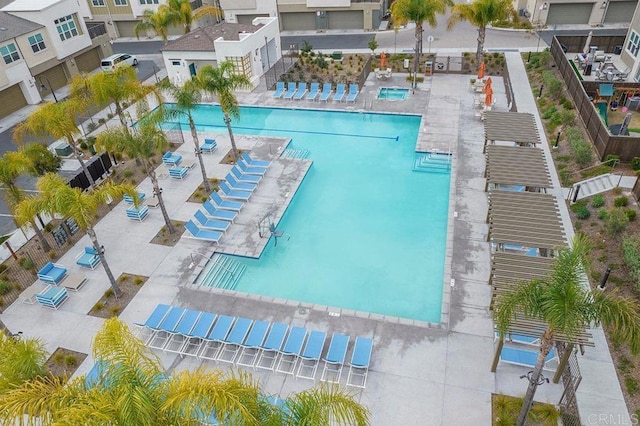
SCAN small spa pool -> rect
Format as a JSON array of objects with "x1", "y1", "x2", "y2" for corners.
[{"x1": 378, "y1": 87, "x2": 409, "y2": 100}]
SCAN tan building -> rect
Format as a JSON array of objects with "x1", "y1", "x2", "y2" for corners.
[
  {"x1": 516, "y1": 0, "x2": 637, "y2": 26},
  {"x1": 620, "y1": 2, "x2": 640, "y2": 80}
]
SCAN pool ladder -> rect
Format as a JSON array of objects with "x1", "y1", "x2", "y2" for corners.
[{"x1": 258, "y1": 214, "x2": 290, "y2": 246}]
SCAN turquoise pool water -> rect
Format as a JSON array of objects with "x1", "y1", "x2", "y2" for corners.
[
  {"x1": 171, "y1": 105, "x2": 450, "y2": 323},
  {"x1": 377, "y1": 88, "x2": 409, "y2": 100}
]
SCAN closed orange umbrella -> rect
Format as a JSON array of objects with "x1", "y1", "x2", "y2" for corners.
[
  {"x1": 380, "y1": 52, "x2": 387, "y2": 69},
  {"x1": 478, "y1": 62, "x2": 486, "y2": 79},
  {"x1": 483, "y1": 79, "x2": 492, "y2": 93},
  {"x1": 485, "y1": 91, "x2": 493, "y2": 107}
]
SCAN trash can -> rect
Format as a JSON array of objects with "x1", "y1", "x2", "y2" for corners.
[
  {"x1": 54, "y1": 143, "x2": 73, "y2": 157},
  {"x1": 425, "y1": 61, "x2": 433, "y2": 76},
  {"x1": 583, "y1": 63, "x2": 592, "y2": 76},
  {"x1": 615, "y1": 45, "x2": 623, "y2": 55}
]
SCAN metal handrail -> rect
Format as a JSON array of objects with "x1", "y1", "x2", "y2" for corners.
[{"x1": 569, "y1": 158, "x2": 619, "y2": 176}]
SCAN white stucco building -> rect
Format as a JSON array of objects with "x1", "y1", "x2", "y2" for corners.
[{"x1": 161, "y1": 17, "x2": 280, "y2": 90}]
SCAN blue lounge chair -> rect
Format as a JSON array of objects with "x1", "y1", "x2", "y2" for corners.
[
  {"x1": 318, "y1": 83, "x2": 332, "y2": 101},
  {"x1": 307, "y1": 82, "x2": 320, "y2": 101},
  {"x1": 135, "y1": 304, "x2": 172, "y2": 343},
  {"x1": 499, "y1": 346, "x2": 558, "y2": 371},
  {"x1": 217, "y1": 317, "x2": 254, "y2": 364},
  {"x1": 240, "y1": 152, "x2": 271, "y2": 168},
  {"x1": 35, "y1": 285, "x2": 68, "y2": 309},
  {"x1": 164, "y1": 309, "x2": 202, "y2": 354},
  {"x1": 76, "y1": 246, "x2": 100, "y2": 270},
  {"x1": 231, "y1": 165, "x2": 262, "y2": 183},
  {"x1": 201, "y1": 139, "x2": 217, "y2": 153},
  {"x1": 321, "y1": 333, "x2": 350, "y2": 383},
  {"x1": 193, "y1": 210, "x2": 231, "y2": 232},
  {"x1": 225, "y1": 173, "x2": 257, "y2": 192},
  {"x1": 256, "y1": 322, "x2": 289, "y2": 371},
  {"x1": 210, "y1": 192, "x2": 243, "y2": 212},
  {"x1": 148, "y1": 306, "x2": 187, "y2": 349},
  {"x1": 169, "y1": 166, "x2": 189, "y2": 179},
  {"x1": 296, "y1": 330, "x2": 327, "y2": 380},
  {"x1": 273, "y1": 81, "x2": 285, "y2": 98},
  {"x1": 199, "y1": 315, "x2": 235, "y2": 360},
  {"x1": 275, "y1": 326, "x2": 308, "y2": 375},
  {"x1": 333, "y1": 83, "x2": 346, "y2": 102},
  {"x1": 237, "y1": 158, "x2": 267, "y2": 176},
  {"x1": 347, "y1": 336, "x2": 373, "y2": 388},
  {"x1": 293, "y1": 82, "x2": 308, "y2": 100},
  {"x1": 185, "y1": 220, "x2": 223, "y2": 243},
  {"x1": 181, "y1": 312, "x2": 217, "y2": 357},
  {"x1": 162, "y1": 151, "x2": 182, "y2": 166},
  {"x1": 346, "y1": 83, "x2": 359, "y2": 102},
  {"x1": 202, "y1": 200, "x2": 237, "y2": 223},
  {"x1": 37, "y1": 262, "x2": 67, "y2": 285},
  {"x1": 126, "y1": 205, "x2": 149, "y2": 222},
  {"x1": 236, "y1": 321, "x2": 270, "y2": 368},
  {"x1": 218, "y1": 182, "x2": 251, "y2": 201},
  {"x1": 123, "y1": 192, "x2": 145, "y2": 204},
  {"x1": 283, "y1": 82, "x2": 297, "y2": 100}
]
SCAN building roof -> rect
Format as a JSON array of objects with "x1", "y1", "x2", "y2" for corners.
[
  {"x1": 1, "y1": 0, "x2": 61, "y2": 12},
  {"x1": 162, "y1": 22, "x2": 263, "y2": 52},
  {"x1": 0, "y1": 10, "x2": 43, "y2": 43}
]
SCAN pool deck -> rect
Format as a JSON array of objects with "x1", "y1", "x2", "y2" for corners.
[{"x1": 0, "y1": 65, "x2": 628, "y2": 424}]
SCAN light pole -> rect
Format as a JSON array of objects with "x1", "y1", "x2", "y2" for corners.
[{"x1": 39, "y1": 76, "x2": 58, "y2": 103}]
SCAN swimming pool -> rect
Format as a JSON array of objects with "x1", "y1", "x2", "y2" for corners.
[
  {"x1": 377, "y1": 88, "x2": 409, "y2": 100},
  {"x1": 171, "y1": 105, "x2": 450, "y2": 323}
]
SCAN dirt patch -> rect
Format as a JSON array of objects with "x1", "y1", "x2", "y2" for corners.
[
  {"x1": 187, "y1": 180, "x2": 220, "y2": 204},
  {"x1": 88, "y1": 273, "x2": 147, "y2": 318},
  {"x1": 149, "y1": 221, "x2": 186, "y2": 247},
  {"x1": 45, "y1": 347, "x2": 87, "y2": 380},
  {"x1": 220, "y1": 148, "x2": 245, "y2": 165}
]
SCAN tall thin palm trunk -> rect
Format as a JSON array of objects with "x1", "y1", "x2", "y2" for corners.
[
  {"x1": 476, "y1": 25, "x2": 486, "y2": 67},
  {"x1": 30, "y1": 219, "x2": 51, "y2": 252},
  {"x1": 516, "y1": 328, "x2": 553, "y2": 426},
  {"x1": 68, "y1": 135, "x2": 95, "y2": 188},
  {"x1": 224, "y1": 115, "x2": 239, "y2": 160},
  {"x1": 414, "y1": 23, "x2": 422, "y2": 88},
  {"x1": 114, "y1": 102, "x2": 131, "y2": 135},
  {"x1": 88, "y1": 228, "x2": 120, "y2": 296},
  {"x1": 148, "y1": 166, "x2": 175, "y2": 234},
  {"x1": 188, "y1": 115, "x2": 211, "y2": 192}
]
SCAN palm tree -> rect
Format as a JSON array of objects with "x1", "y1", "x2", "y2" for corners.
[
  {"x1": 447, "y1": 0, "x2": 516, "y2": 67},
  {"x1": 70, "y1": 67, "x2": 159, "y2": 135},
  {"x1": 135, "y1": 8, "x2": 173, "y2": 44},
  {"x1": 96, "y1": 116, "x2": 177, "y2": 234},
  {"x1": 198, "y1": 62, "x2": 251, "y2": 160},
  {"x1": 160, "y1": 79, "x2": 211, "y2": 192},
  {"x1": 14, "y1": 100, "x2": 95, "y2": 188},
  {"x1": 0, "y1": 318, "x2": 369, "y2": 425},
  {"x1": 391, "y1": 0, "x2": 451, "y2": 88},
  {"x1": 0, "y1": 150, "x2": 52, "y2": 252},
  {"x1": 14, "y1": 174, "x2": 138, "y2": 297},
  {"x1": 0, "y1": 332, "x2": 47, "y2": 394},
  {"x1": 494, "y1": 234, "x2": 640, "y2": 426},
  {"x1": 134, "y1": 1, "x2": 222, "y2": 43}
]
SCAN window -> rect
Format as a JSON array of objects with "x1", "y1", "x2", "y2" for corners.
[
  {"x1": 55, "y1": 15, "x2": 79, "y2": 41},
  {"x1": 114, "y1": 0, "x2": 127, "y2": 4},
  {"x1": 0, "y1": 43, "x2": 20, "y2": 64},
  {"x1": 140, "y1": 0, "x2": 159, "y2": 4},
  {"x1": 171, "y1": 60, "x2": 181, "y2": 66},
  {"x1": 227, "y1": 54, "x2": 252, "y2": 78},
  {"x1": 627, "y1": 30, "x2": 640, "y2": 57},
  {"x1": 28, "y1": 33, "x2": 46, "y2": 53},
  {"x1": 92, "y1": 0, "x2": 105, "y2": 5}
]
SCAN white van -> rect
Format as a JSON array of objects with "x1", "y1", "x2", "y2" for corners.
[{"x1": 100, "y1": 53, "x2": 138, "y2": 72}]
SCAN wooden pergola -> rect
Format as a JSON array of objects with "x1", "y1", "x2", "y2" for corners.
[
  {"x1": 485, "y1": 145, "x2": 552, "y2": 191},
  {"x1": 483, "y1": 111, "x2": 540, "y2": 149}
]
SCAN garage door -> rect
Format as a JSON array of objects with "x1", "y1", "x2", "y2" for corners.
[
  {"x1": 76, "y1": 47, "x2": 101, "y2": 73},
  {"x1": 0, "y1": 84, "x2": 27, "y2": 118},
  {"x1": 116, "y1": 21, "x2": 138, "y2": 38},
  {"x1": 35, "y1": 64, "x2": 67, "y2": 94},
  {"x1": 238, "y1": 14, "x2": 268, "y2": 24},
  {"x1": 327, "y1": 11, "x2": 363, "y2": 29},
  {"x1": 604, "y1": 0, "x2": 636, "y2": 23},
  {"x1": 546, "y1": 3, "x2": 593, "y2": 24},
  {"x1": 281, "y1": 12, "x2": 316, "y2": 31}
]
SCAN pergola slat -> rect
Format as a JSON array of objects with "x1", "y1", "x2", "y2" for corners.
[
  {"x1": 486, "y1": 145, "x2": 552, "y2": 188},
  {"x1": 483, "y1": 112, "x2": 540, "y2": 147}
]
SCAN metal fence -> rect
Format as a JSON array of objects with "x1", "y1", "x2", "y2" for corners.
[
  {"x1": 552, "y1": 36, "x2": 640, "y2": 161},
  {"x1": 433, "y1": 56, "x2": 463, "y2": 74},
  {"x1": 556, "y1": 342, "x2": 583, "y2": 426},
  {"x1": 264, "y1": 56, "x2": 297, "y2": 90},
  {"x1": 87, "y1": 23, "x2": 107, "y2": 40}
]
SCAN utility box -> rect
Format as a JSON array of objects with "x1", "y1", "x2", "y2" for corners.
[
  {"x1": 425, "y1": 61, "x2": 433, "y2": 76},
  {"x1": 403, "y1": 58, "x2": 410, "y2": 69},
  {"x1": 54, "y1": 143, "x2": 73, "y2": 157}
]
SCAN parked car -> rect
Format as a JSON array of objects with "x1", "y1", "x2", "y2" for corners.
[{"x1": 100, "y1": 53, "x2": 138, "y2": 72}]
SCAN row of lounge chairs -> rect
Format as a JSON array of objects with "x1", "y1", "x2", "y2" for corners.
[
  {"x1": 185, "y1": 153, "x2": 271, "y2": 243},
  {"x1": 136, "y1": 304, "x2": 374, "y2": 387},
  {"x1": 273, "y1": 82, "x2": 359, "y2": 103}
]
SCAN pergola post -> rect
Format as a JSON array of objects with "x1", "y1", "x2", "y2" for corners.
[
  {"x1": 491, "y1": 334, "x2": 504, "y2": 372},
  {"x1": 553, "y1": 343, "x2": 574, "y2": 383}
]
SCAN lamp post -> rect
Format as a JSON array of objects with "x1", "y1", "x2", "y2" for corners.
[{"x1": 38, "y1": 76, "x2": 58, "y2": 103}]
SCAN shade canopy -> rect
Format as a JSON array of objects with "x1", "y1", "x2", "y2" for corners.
[
  {"x1": 483, "y1": 112, "x2": 540, "y2": 147},
  {"x1": 485, "y1": 145, "x2": 552, "y2": 189}
]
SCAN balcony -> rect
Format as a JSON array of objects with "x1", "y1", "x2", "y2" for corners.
[{"x1": 87, "y1": 22, "x2": 107, "y2": 40}]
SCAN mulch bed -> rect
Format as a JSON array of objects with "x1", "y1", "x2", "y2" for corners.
[
  {"x1": 45, "y1": 347, "x2": 87, "y2": 380},
  {"x1": 88, "y1": 273, "x2": 147, "y2": 319},
  {"x1": 149, "y1": 222, "x2": 186, "y2": 247}
]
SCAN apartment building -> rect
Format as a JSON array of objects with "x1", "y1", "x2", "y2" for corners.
[
  {"x1": 0, "y1": 0, "x2": 112, "y2": 118},
  {"x1": 220, "y1": 0, "x2": 384, "y2": 31},
  {"x1": 517, "y1": 0, "x2": 637, "y2": 26}
]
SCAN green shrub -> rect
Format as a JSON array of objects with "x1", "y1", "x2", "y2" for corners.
[
  {"x1": 570, "y1": 200, "x2": 587, "y2": 212},
  {"x1": 123, "y1": 170, "x2": 134, "y2": 178},
  {"x1": 559, "y1": 109, "x2": 575, "y2": 125},
  {"x1": 0, "y1": 281, "x2": 11, "y2": 295},
  {"x1": 592, "y1": 194, "x2": 605, "y2": 208},
  {"x1": 605, "y1": 208, "x2": 629, "y2": 235},
  {"x1": 570, "y1": 137, "x2": 593, "y2": 167},
  {"x1": 626, "y1": 376, "x2": 639, "y2": 396},
  {"x1": 575, "y1": 206, "x2": 591, "y2": 220},
  {"x1": 547, "y1": 79, "x2": 563, "y2": 100},
  {"x1": 537, "y1": 97, "x2": 547, "y2": 107},
  {"x1": 598, "y1": 208, "x2": 608, "y2": 220},
  {"x1": 79, "y1": 142, "x2": 88, "y2": 150},
  {"x1": 541, "y1": 105, "x2": 557, "y2": 120},
  {"x1": 65, "y1": 355, "x2": 77, "y2": 367},
  {"x1": 93, "y1": 301, "x2": 104, "y2": 311},
  {"x1": 20, "y1": 257, "x2": 34, "y2": 270},
  {"x1": 631, "y1": 157, "x2": 640, "y2": 171},
  {"x1": 104, "y1": 288, "x2": 114, "y2": 298},
  {"x1": 564, "y1": 126, "x2": 582, "y2": 142},
  {"x1": 301, "y1": 41, "x2": 313, "y2": 53},
  {"x1": 625, "y1": 208, "x2": 637, "y2": 222},
  {"x1": 605, "y1": 154, "x2": 620, "y2": 164},
  {"x1": 133, "y1": 276, "x2": 144, "y2": 286},
  {"x1": 614, "y1": 196, "x2": 629, "y2": 207},
  {"x1": 538, "y1": 50, "x2": 551, "y2": 68},
  {"x1": 561, "y1": 98, "x2": 574, "y2": 110}
]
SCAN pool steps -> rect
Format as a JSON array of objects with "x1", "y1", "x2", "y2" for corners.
[
  {"x1": 197, "y1": 254, "x2": 246, "y2": 290},
  {"x1": 280, "y1": 149, "x2": 310, "y2": 159},
  {"x1": 412, "y1": 153, "x2": 451, "y2": 173}
]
